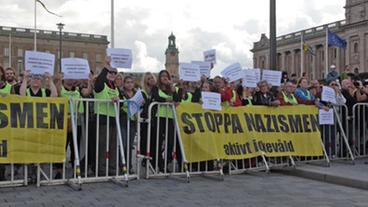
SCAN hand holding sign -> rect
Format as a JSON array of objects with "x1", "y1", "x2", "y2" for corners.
[
  {"x1": 25, "y1": 51, "x2": 55, "y2": 75},
  {"x1": 321, "y1": 86, "x2": 337, "y2": 104},
  {"x1": 61, "y1": 58, "x2": 90, "y2": 80},
  {"x1": 106, "y1": 48, "x2": 133, "y2": 69}
]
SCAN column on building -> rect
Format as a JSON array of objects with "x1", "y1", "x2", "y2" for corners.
[{"x1": 312, "y1": 45, "x2": 318, "y2": 80}]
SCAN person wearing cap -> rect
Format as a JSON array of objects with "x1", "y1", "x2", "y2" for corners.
[
  {"x1": 326, "y1": 65, "x2": 340, "y2": 83},
  {"x1": 19, "y1": 71, "x2": 57, "y2": 97}
]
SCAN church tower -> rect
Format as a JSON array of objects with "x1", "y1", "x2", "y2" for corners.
[
  {"x1": 165, "y1": 33, "x2": 179, "y2": 79},
  {"x1": 345, "y1": 0, "x2": 368, "y2": 24}
]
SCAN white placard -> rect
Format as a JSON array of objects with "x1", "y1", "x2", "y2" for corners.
[
  {"x1": 321, "y1": 86, "x2": 337, "y2": 104},
  {"x1": 203, "y1": 49, "x2": 216, "y2": 64},
  {"x1": 179, "y1": 63, "x2": 201, "y2": 82},
  {"x1": 221, "y1": 63, "x2": 243, "y2": 82},
  {"x1": 191, "y1": 61, "x2": 211, "y2": 77},
  {"x1": 242, "y1": 69, "x2": 261, "y2": 88},
  {"x1": 201, "y1": 92, "x2": 221, "y2": 111},
  {"x1": 25, "y1": 51, "x2": 55, "y2": 75},
  {"x1": 319, "y1": 109, "x2": 334, "y2": 125},
  {"x1": 61, "y1": 58, "x2": 90, "y2": 80},
  {"x1": 106, "y1": 48, "x2": 133, "y2": 69},
  {"x1": 128, "y1": 89, "x2": 145, "y2": 117},
  {"x1": 262, "y1": 69, "x2": 282, "y2": 86}
]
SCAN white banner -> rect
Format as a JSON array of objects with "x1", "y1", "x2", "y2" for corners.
[
  {"x1": 179, "y1": 63, "x2": 201, "y2": 82},
  {"x1": 319, "y1": 109, "x2": 334, "y2": 125},
  {"x1": 321, "y1": 86, "x2": 337, "y2": 104},
  {"x1": 242, "y1": 69, "x2": 260, "y2": 88},
  {"x1": 203, "y1": 49, "x2": 216, "y2": 64},
  {"x1": 221, "y1": 63, "x2": 243, "y2": 82},
  {"x1": 201, "y1": 92, "x2": 221, "y2": 111},
  {"x1": 191, "y1": 61, "x2": 211, "y2": 77},
  {"x1": 106, "y1": 48, "x2": 133, "y2": 69},
  {"x1": 262, "y1": 69, "x2": 282, "y2": 86},
  {"x1": 61, "y1": 58, "x2": 90, "y2": 80},
  {"x1": 25, "y1": 51, "x2": 55, "y2": 75}
]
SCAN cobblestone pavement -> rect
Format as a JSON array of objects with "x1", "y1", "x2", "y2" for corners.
[{"x1": 1, "y1": 173, "x2": 368, "y2": 207}]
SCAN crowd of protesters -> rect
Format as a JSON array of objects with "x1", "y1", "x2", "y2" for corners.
[{"x1": 1, "y1": 58, "x2": 368, "y2": 181}]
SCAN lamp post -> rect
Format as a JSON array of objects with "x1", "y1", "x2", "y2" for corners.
[
  {"x1": 269, "y1": 0, "x2": 277, "y2": 70},
  {"x1": 57, "y1": 23, "x2": 65, "y2": 73}
]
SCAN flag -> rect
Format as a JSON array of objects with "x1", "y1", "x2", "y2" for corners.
[
  {"x1": 36, "y1": 0, "x2": 62, "y2": 17},
  {"x1": 302, "y1": 37, "x2": 315, "y2": 56},
  {"x1": 328, "y1": 30, "x2": 346, "y2": 48}
]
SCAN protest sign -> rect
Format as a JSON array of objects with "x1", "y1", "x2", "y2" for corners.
[
  {"x1": 319, "y1": 109, "x2": 334, "y2": 125},
  {"x1": 61, "y1": 58, "x2": 90, "y2": 80},
  {"x1": 128, "y1": 89, "x2": 145, "y2": 117},
  {"x1": 203, "y1": 49, "x2": 216, "y2": 65},
  {"x1": 242, "y1": 69, "x2": 260, "y2": 88},
  {"x1": 221, "y1": 63, "x2": 243, "y2": 82},
  {"x1": 25, "y1": 51, "x2": 55, "y2": 75},
  {"x1": 201, "y1": 92, "x2": 221, "y2": 111},
  {"x1": 191, "y1": 61, "x2": 211, "y2": 77},
  {"x1": 321, "y1": 86, "x2": 337, "y2": 104},
  {"x1": 262, "y1": 69, "x2": 282, "y2": 86},
  {"x1": 179, "y1": 63, "x2": 201, "y2": 82},
  {"x1": 106, "y1": 48, "x2": 133, "y2": 69}
]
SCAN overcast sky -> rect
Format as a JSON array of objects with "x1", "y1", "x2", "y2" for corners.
[{"x1": 0, "y1": 0, "x2": 345, "y2": 75}]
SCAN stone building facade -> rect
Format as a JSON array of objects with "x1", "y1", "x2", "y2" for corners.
[
  {"x1": 251, "y1": 0, "x2": 368, "y2": 79},
  {"x1": 0, "y1": 26, "x2": 109, "y2": 75}
]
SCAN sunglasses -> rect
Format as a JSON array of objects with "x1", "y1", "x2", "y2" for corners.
[{"x1": 108, "y1": 71, "x2": 118, "y2": 75}]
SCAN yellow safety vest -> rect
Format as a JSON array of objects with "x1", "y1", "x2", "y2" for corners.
[
  {"x1": 60, "y1": 86, "x2": 84, "y2": 113},
  {"x1": 181, "y1": 92, "x2": 192, "y2": 104},
  {"x1": 0, "y1": 83, "x2": 11, "y2": 94},
  {"x1": 282, "y1": 92, "x2": 298, "y2": 105},
  {"x1": 94, "y1": 83, "x2": 119, "y2": 117},
  {"x1": 157, "y1": 89, "x2": 175, "y2": 119},
  {"x1": 26, "y1": 88, "x2": 46, "y2": 97}
]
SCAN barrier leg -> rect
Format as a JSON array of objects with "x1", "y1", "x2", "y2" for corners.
[
  {"x1": 260, "y1": 153, "x2": 270, "y2": 173},
  {"x1": 333, "y1": 107, "x2": 355, "y2": 164},
  {"x1": 113, "y1": 103, "x2": 128, "y2": 187}
]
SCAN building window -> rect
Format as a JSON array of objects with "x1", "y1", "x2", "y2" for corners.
[
  {"x1": 354, "y1": 42, "x2": 359, "y2": 53},
  {"x1": 17, "y1": 48, "x2": 23, "y2": 57},
  {"x1": 83, "y1": 52, "x2": 88, "y2": 59},
  {"x1": 4, "y1": 48, "x2": 9, "y2": 57},
  {"x1": 96, "y1": 54, "x2": 102, "y2": 63},
  {"x1": 333, "y1": 48, "x2": 337, "y2": 59},
  {"x1": 69, "y1": 51, "x2": 75, "y2": 57},
  {"x1": 17, "y1": 60, "x2": 23, "y2": 72}
]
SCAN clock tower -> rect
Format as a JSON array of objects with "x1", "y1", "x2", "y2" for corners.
[{"x1": 165, "y1": 33, "x2": 179, "y2": 79}]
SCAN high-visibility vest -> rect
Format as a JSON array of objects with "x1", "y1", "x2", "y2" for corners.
[
  {"x1": 157, "y1": 89, "x2": 175, "y2": 119},
  {"x1": 181, "y1": 92, "x2": 192, "y2": 103},
  {"x1": 0, "y1": 83, "x2": 11, "y2": 94},
  {"x1": 94, "y1": 83, "x2": 119, "y2": 117},
  {"x1": 282, "y1": 92, "x2": 298, "y2": 105},
  {"x1": 26, "y1": 88, "x2": 46, "y2": 97},
  {"x1": 60, "y1": 86, "x2": 84, "y2": 113}
]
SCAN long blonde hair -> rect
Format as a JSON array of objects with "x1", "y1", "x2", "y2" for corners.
[{"x1": 141, "y1": 72, "x2": 156, "y2": 94}]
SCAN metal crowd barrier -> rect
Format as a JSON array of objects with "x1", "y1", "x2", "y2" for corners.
[{"x1": 352, "y1": 103, "x2": 368, "y2": 158}]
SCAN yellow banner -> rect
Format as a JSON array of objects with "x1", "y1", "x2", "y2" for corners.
[
  {"x1": 0, "y1": 95, "x2": 68, "y2": 163},
  {"x1": 176, "y1": 103, "x2": 323, "y2": 163}
]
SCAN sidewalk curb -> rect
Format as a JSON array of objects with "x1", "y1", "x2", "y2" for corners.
[{"x1": 273, "y1": 168, "x2": 368, "y2": 190}]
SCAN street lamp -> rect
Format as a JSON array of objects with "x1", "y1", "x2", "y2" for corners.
[{"x1": 57, "y1": 23, "x2": 65, "y2": 73}]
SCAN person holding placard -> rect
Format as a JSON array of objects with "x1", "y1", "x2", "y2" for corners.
[
  {"x1": 213, "y1": 76, "x2": 241, "y2": 107},
  {"x1": 19, "y1": 71, "x2": 57, "y2": 97},
  {"x1": 119, "y1": 75, "x2": 141, "y2": 173},
  {"x1": 294, "y1": 77, "x2": 316, "y2": 105},
  {"x1": 192, "y1": 80, "x2": 214, "y2": 103},
  {"x1": 93, "y1": 56, "x2": 120, "y2": 176},
  {"x1": 151, "y1": 70, "x2": 182, "y2": 172}
]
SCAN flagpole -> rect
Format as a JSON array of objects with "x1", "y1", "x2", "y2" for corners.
[
  {"x1": 325, "y1": 27, "x2": 329, "y2": 78},
  {"x1": 34, "y1": 0, "x2": 37, "y2": 51},
  {"x1": 111, "y1": 0, "x2": 115, "y2": 48},
  {"x1": 9, "y1": 33, "x2": 11, "y2": 67},
  {"x1": 300, "y1": 32, "x2": 304, "y2": 76}
]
